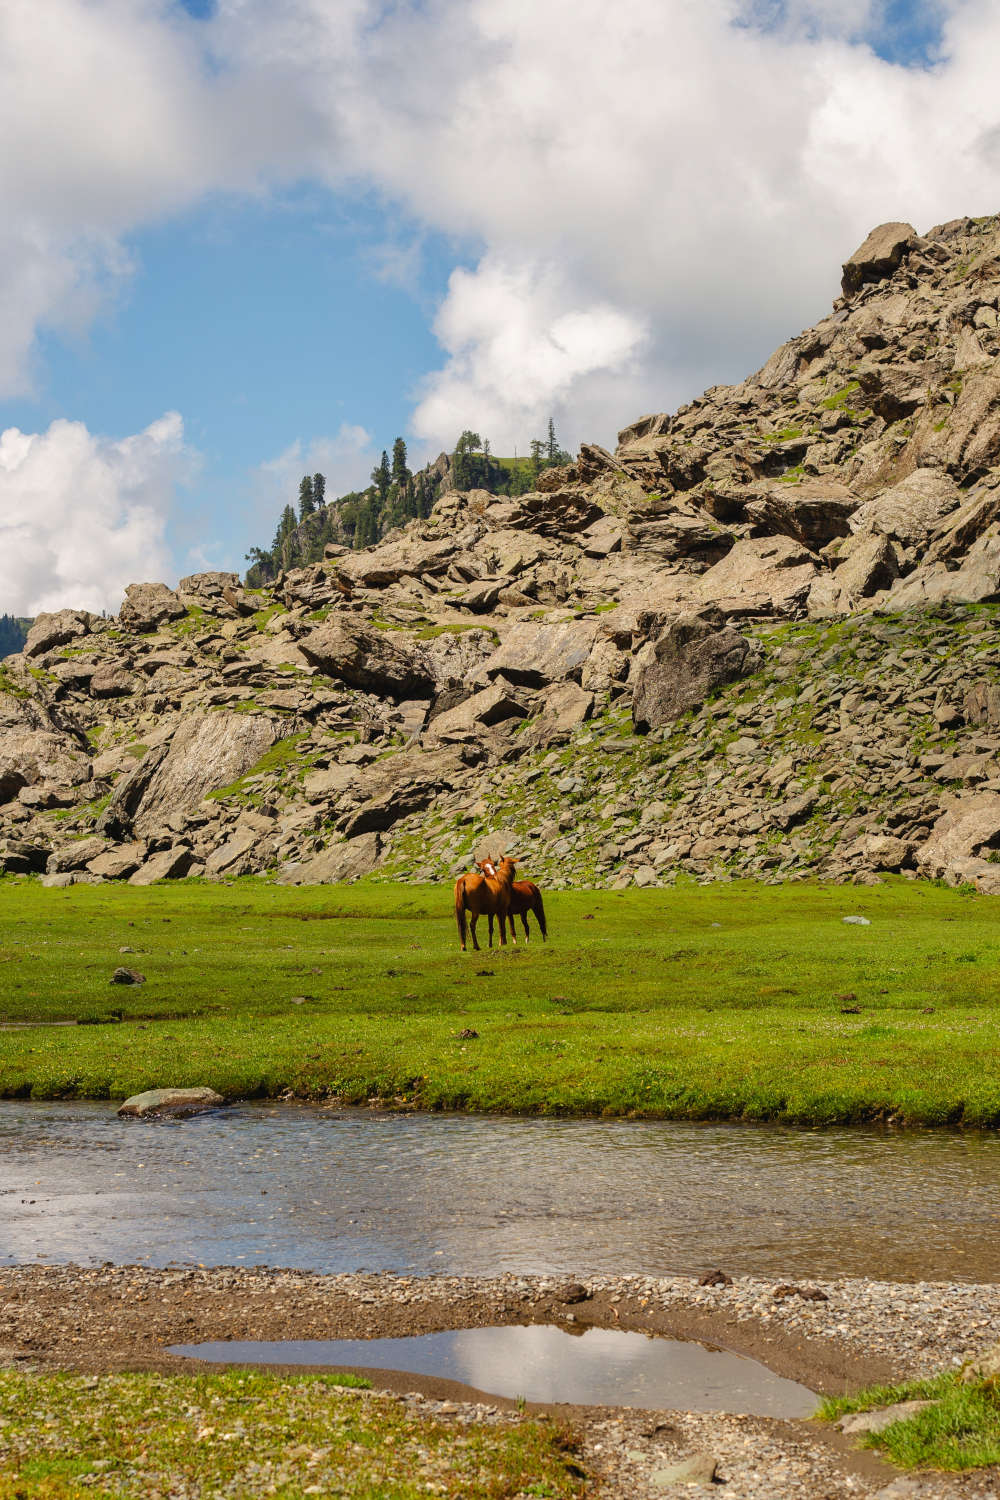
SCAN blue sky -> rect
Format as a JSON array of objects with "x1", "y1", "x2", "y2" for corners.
[{"x1": 1, "y1": 0, "x2": 996, "y2": 615}]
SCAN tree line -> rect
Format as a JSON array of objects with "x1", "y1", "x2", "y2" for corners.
[
  {"x1": 0, "y1": 615, "x2": 30, "y2": 659},
  {"x1": 245, "y1": 421, "x2": 572, "y2": 587}
]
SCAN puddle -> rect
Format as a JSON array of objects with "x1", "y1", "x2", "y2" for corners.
[
  {"x1": 170, "y1": 1324, "x2": 817, "y2": 1416},
  {"x1": 2, "y1": 1101, "x2": 999, "y2": 1281}
]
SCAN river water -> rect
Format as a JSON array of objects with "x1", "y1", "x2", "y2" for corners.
[{"x1": 1, "y1": 1102, "x2": 998, "y2": 1281}]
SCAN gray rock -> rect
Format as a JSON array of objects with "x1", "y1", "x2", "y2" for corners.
[
  {"x1": 107, "y1": 713, "x2": 285, "y2": 836},
  {"x1": 299, "y1": 618, "x2": 436, "y2": 698},
  {"x1": 745, "y1": 480, "x2": 858, "y2": 549},
  {"x1": 204, "y1": 829, "x2": 266, "y2": 878},
  {"x1": 649, "y1": 1452, "x2": 718, "y2": 1488},
  {"x1": 699, "y1": 534, "x2": 819, "y2": 616},
  {"x1": 964, "y1": 681, "x2": 1000, "y2": 729},
  {"x1": 632, "y1": 612, "x2": 763, "y2": 732},
  {"x1": 23, "y1": 609, "x2": 95, "y2": 657},
  {"x1": 276, "y1": 833, "x2": 382, "y2": 885},
  {"x1": 838, "y1": 1399, "x2": 938, "y2": 1436},
  {"x1": 118, "y1": 582, "x2": 187, "y2": 632},
  {"x1": 117, "y1": 1087, "x2": 224, "y2": 1119},
  {"x1": 842, "y1": 915, "x2": 871, "y2": 926},
  {"x1": 86, "y1": 845, "x2": 145, "y2": 880},
  {"x1": 127, "y1": 846, "x2": 193, "y2": 885},
  {"x1": 480, "y1": 620, "x2": 599, "y2": 688},
  {"x1": 47, "y1": 838, "x2": 109, "y2": 873},
  {"x1": 430, "y1": 683, "x2": 528, "y2": 737},
  {"x1": 110, "y1": 967, "x2": 145, "y2": 985},
  {"x1": 90, "y1": 665, "x2": 133, "y2": 698},
  {"x1": 917, "y1": 793, "x2": 1000, "y2": 882},
  {"x1": 959, "y1": 1340, "x2": 1000, "y2": 1383},
  {"x1": 841, "y1": 221, "x2": 916, "y2": 298}
]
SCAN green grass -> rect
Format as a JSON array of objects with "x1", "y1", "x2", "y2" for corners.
[
  {"x1": 205, "y1": 734, "x2": 306, "y2": 801},
  {"x1": 3, "y1": 879, "x2": 1000, "y2": 1122},
  {"x1": 820, "y1": 379, "x2": 861, "y2": 411},
  {"x1": 819, "y1": 1371, "x2": 1000, "y2": 1471},
  {"x1": 0, "y1": 1369, "x2": 584, "y2": 1499}
]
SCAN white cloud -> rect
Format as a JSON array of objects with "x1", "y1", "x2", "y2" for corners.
[
  {"x1": 0, "y1": 413, "x2": 191, "y2": 616},
  {"x1": 4, "y1": 0, "x2": 1000, "y2": 473},
  {"x1": 218, "y1": 0, "x2": 999, "y2": 448},
  {"x1": 411, "y1": 257, "x2": 647, "y2": 450}
]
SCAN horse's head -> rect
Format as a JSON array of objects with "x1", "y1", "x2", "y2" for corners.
[
  {"x1": 494, "y1": 855, "x2": 519, "y2": 884},
  {"x1": 476, "y1": 858, "x2": 497, "y2": 879}
]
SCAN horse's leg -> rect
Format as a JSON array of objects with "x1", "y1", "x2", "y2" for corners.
[
  {"x1": 521, "y1": 911, "x2": 530, "y2": 942},
  {"x1": 488, "y1": 912, "x2": 495, "y2": 948},
  {"x1": 470, "y1": 913, "x2": 480, "y2": 952}
]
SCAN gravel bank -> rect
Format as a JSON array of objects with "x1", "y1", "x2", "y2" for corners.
[{"x1": 2, "y1": 1264, "x2": 999, "y2": 1498}]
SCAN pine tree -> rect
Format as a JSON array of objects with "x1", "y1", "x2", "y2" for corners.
[
  {"x1": 546, "y1": 418, "x2": 558, "y2": 464},
  {"x1": 298, "y1": 475, "x2": 315, "y2": 521},
  {"x1": 313, "y1": 473, "x2": 326, "y2": 509},
  {"x1": 529, "y1": 438, "x2": 545, "y2": 483},
  {"x1": 371, "y1": 451, "x2": 391, "y2": 503},
  {"x1": 391, "y1": 437, "x2": 409, "y2": 487},
  {"x1": 452, "y1": 430, "x2": 482, "y2": 491}
]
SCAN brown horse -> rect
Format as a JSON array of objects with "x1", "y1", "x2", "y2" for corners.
[
  {"x1": 509, "y1": 878, "x2": 547, "y2": 942},
  {"x1": 473, "y1": 862, "x2": 546, "y2": 943},
  {"x1": 454, "y1": 855, "x2": 519, "y2": 951}
]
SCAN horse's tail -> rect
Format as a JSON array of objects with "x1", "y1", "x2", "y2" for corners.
[
  {"x1": 454, "y1": 878, "x2": 468, "y2": 948},
  {"x1": 532, "y1": 886, "x2": 547, "y2": 941}
]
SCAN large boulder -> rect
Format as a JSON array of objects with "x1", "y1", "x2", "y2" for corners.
[
  {"x1": 128, "y1": 846, "x2": 194, "y2": 885},
  {"x1": 118, "y1": 582, "x2": 187, "y2": 632},
  {"x1": 479, "y1": 620, "x2": 599, "y2": 688},
  {"x1": 333, "y1": 530, "x2": 469, "y2": 589},
  {"x1": 203, "y1": 828, "x2": 270, "y2": 878},
  {"x1": 626, "y1": 498, "x2": 733, "y2": 564},
  {"x1": 829, "y1": 534, "x2": 900, "y2": 603},
  {"x1": 632, "y1": 612, "x2": 764, "y2": 732},
  {"x1": 23, "y1": 609, "x2": 95, "y2": 658},
  {"x1": 276, "y1": 833, "x2": 382, "y2": 885},
  {"x1": 698, "y1": 535, "x2": 819, "y2": 616},
  {"x1": 299, "y1": 618, "x2": 436, "y2": 698},
  {"x1": 841, "y1": 222, "x2": 916, "y2": 299},
  {"x1": 103, "y1": 712, "x2": 285, "y2": 836},
  {"x1": 428, "y1": 682, "x2": 529, "y2": 738},
  {"x1": 744, "y1": 480, "x2": 858, "y2": 550},
  {"x1": 118, "y1": 1087, "x2": 224, "y2": 1119},
  {"x1": 917, "y1": 793, "x2": 1000, "y2": 882},
  {"x1": 850, "y1": 469, "x2": 961, "y2": 547}
]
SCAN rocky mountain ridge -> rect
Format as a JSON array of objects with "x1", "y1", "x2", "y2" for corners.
[{"x1": 5, "y1": 214, "x2": 1000, "y2": 893}]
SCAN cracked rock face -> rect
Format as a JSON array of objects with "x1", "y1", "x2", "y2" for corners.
[{"x1": 6, "y1": 213, "x2": 1000, "y2": 891}]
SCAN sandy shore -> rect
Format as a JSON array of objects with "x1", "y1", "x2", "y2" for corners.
[{"x1": 2, "y1": 1264, "x2": 999, "y2": 1498}]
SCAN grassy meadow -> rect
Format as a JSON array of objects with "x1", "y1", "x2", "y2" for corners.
[{"x1": 2, "y1": 874, "x2": 1000, "y2": 1125}]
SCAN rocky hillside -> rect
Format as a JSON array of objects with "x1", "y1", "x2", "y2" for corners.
[{"x1": 5, "y1": 213, "x2": 1000, "y2": 894}]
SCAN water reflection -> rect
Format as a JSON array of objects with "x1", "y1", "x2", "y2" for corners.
[
  {"x1": 0, "y1": 1102, "x2": 998, "y2": 1281},
  {"x1": 170, "y1": 1325, "x2": 817, "y2": 1417}
]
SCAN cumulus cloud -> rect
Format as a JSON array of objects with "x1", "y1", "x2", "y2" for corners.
[
  {"x1": 411, "y1": 257, "x2": 647, "y2": 450},
  {"x1": 0, "y1": 413, "x2": 191, "y2": 616},
  {"x1": 205, "y1": 0, "x2": 1000, "y2": 446},
  {"x1": 5, "y1": 0, "x2": 1000, "y2": 464}
]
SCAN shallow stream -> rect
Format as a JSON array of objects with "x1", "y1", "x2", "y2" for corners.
[{"x1": 2, "y1": 1101, "x2": 998, "y2": 1281}]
